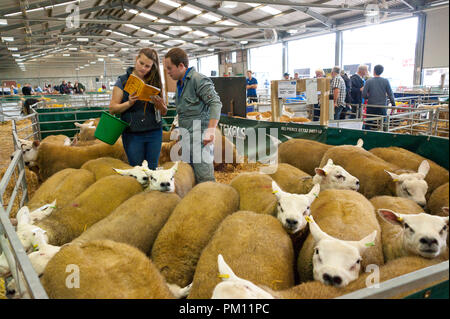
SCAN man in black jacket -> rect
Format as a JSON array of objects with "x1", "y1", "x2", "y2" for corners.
[{"x1": 350, "y1": 65, "x2": 368, "y2": 119}]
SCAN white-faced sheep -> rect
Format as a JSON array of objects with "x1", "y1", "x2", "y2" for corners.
[
  {"x1": 81, "y1": 157, "x2": 131, "y2": 181},
  {"x1": 18, "y1": 135, "x2": 70, "y2": 167},
  {"x1": 312, "y1": 159, "x2": 360, "y2": 191},
  {"x1": 370, "y1": 195, "x2": 442, "y2": 262},
  {"x1": 376, "y1": 208, "x2": 448, "y2": 261},
  {"x1": 298, "y1": 189, "x2": 383, "y2": 286},
  {"x1": 151, "y1": 182, "x2": 240, "y2": 288},
  {"x1": 72, "y1": 119, "x2": 99, "y2": 143},
  {"x1": 28, "y1": 137, "x2": 128, "y2": 181},
  {"x1": 160, "y1": 161, "x2": 196, "y2": 198},
  {"x1": 230, "y1": 172, "x2": 277, "y2": 216},
  {"x1": 427, "y1": 182, "x2": 449, "y2": 216},
  {"x1": 369, "y1": 146, "x2": 449, "y2": 198},
  {"x1": 10, "y1": 201, "x2": 56, "y2": 226},
  {"x1": 212, "y1": 255, "x2": 446, "y2": 299},
  {"x1": 71, "y1": 190, "x2": 181, "y2": 254},
  {"x1": 14, "y1": 203, "x2": 49, "y2": 253},
  {"x1": 188, "y1": 211, "x2": 295, "y2": 299},
  {"x1": 320, "y1": 145, "x2": 431, "y2": 207},
  {"x1": 26, "y1": 168, "x2": 96, "y2": 212},
  {"x1": 34, "y1": 175, "x2": 143, "y2": 246},
  {"x1": 41, "y1": 239, "x2": 185, "y2": 299}
]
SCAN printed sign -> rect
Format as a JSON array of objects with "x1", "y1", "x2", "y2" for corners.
[{"x1": 278, "y1": 81, "x2": 297, "y2": 98}]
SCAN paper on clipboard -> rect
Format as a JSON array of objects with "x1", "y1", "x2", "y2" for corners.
[{"x1": 306, "y1": 79, "x2": 318, "y2": 104}]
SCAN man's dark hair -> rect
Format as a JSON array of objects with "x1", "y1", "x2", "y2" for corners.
[
  {"x1": 165, "y1": 48, "x2": 189, "y2": 68},
  {"x1": 374, "y1": 65, "x2": 384, "y2": 76}
]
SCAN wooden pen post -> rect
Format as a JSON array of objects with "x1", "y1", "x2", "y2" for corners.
[{"x1": 317, "y1": 78, "x2": 330, "y2": 126}]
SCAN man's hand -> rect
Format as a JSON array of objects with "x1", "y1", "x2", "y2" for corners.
[
  {"x1": 203, "y1": 127, "x2": 216, "y2": 146},
  {"x1": 150, "y1": 95, "x2": 168, "y2": 115}
]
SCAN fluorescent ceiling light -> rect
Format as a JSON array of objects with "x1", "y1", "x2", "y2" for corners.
[
  {"x1": 158, "y1": 19, "x2": 172, "y2": 24},
  {"x1": 63, "y1": 54, "x2": 70, "y2": 56},
  {"x1": 218, "y1": 20, "x2": 238, "y2": 26},
  {"x1": 26, "y1": 7, "x2": 44, "y2": 13},
  {"x1": 108, "y1": 54, "x2": 115, "y2": 57},
  {"x1": 222, "y1": 1, "x2": 238, "y2": 8},
  {"x1": 202, "y1": 13, "x2": 221, "y2": 22},
  {"x1": 15, "y1": 59, "x2": 24, "y2": 62},
  {"x1": 246, "y1": 3, "x2": 259, "y2": 7},
  {"x1": 193, "y1": 30, "x2": 208, "y2": 37},
  {"x1": 207, "y1": 48, "x2": 215, "y2": 51},
  {"x1": 158, "y1": 34, "x2": 171, "y2": 39},
  {"x1": 259, "y1": 6, "x2": 282, "y2": 15},
  {"x1": 2, "y1": 37, "x2": 14, "y2": 42},
  {"x1": 126, "y1": 9, "x2": 139, "y2": 15},
  {"x1": 124, "y1": 24, "x2": 141, "y2": 30},
  {"x1": 159, "y1": 0, "x2": 181, "y2": 8},
  {"x1": 140, "y1": 40, "x2": 153, "y2": 44},
  {"x1": 240, "y1": 40, "x2": 248, "y2": 44},
  {"x1": 194, "y1": 40, "x2": 205, "y2": 44},
  {"x1": 139, "y1": 12, "x2": 157, "y2": 20},
  {"x1": 98, "y1": 58, "x2": 104, "y2": 61},
  {"x1": 80, "y1": 66, "x2": 84, "y2": 69},
  {"x1": 12, "y1": 54, "x2": 20, "y2": 57},
  {"x1": 181, "y1": 6, "x2": 201, "y2": 15},
  {"x1": 68, "y1": 47, "x2": 78, "y2": 51},
  {"x1": 84, "y1": 64, "x2": 89, "y2": 66},
  {"x1": 4, "y1": 12, "x2": 21, "y2": 17},
  {"x1": 121, "y1": 48, "x2": 130, "y2": 51},
  {"x1": 140, "y1": 29, "x2": 156, "y2": 35},
  {"x1": 0, "y1": 19, "x2": 7, "y2": 25},
  {"x1": 90, "y1": 61, "x2": 96, "y2": 64},
  {"x1": 8, "y1": 47, "x2": 18, "y2": 51},
  {"x1": 77, "y1": 37, "x2": 89, "y2": 42},
  {"x1": 108, "y1": 30, "x2": 130, "y2": 37},
  {"x1": 287, "y1": 29, "x2": 298, "y2": 34}
]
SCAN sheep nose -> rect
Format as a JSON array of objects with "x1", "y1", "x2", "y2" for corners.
[
  {"x1": 356, "y1": 180, "x2": 360, "y2": 185},
  {"x1": 323, "y1": 273, "x2": 342, "y2": 286},
  {"x1": 285, "y1": 219, "x2": 298, "y2": 227},
  {"x1": 323, "y1": 273, "x2": 332, "y2": 285},
  {"x1": 160, "y1": 182, "x2": 170, "y2": 187},
  {"x1": 332, "y1": 276, "x2": 342, "y2": 286},
  {"x1": 420, "y1": 237, "x2": 438, "y2": 246},
  {"x1": 419, "y1": 202, "x2": 426, "y2": 208},
  {"x1": 143, "y1": 176, "x2": 148, "y2": 181}
]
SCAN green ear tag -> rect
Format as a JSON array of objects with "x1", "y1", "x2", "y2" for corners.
[{"x1": 365, "y1": 242, "x2": 375, "y2": 247}]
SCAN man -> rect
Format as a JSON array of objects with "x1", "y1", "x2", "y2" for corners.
[
  {"x1": 313, "y1": 69, "x2": 325, "y2": 121},
  {"x1": 330, "y1": 66, "x2": 347, "y2": 120},
  {"x1": 246, "y1": 70, "x2": 258, "y2": 103},
  {"x1": 350, "y1": 65, "x2": 368, "y2": 119},
  {"x1": 21, "y1": 83, "x2": 32, "y2": 95},
  {"x1": 340, "y1": 70, "x2": 352, "y2": 119},
  {"x1": 283, "y1": 72, "x2": 290, "y2": 80},
  {"x1": 74, "y1": 80, "x2": 85, "y2": 94},
  {"x1": 293, "y1": 72, "x2": 299, "y2": 80},
  {"x1": 362, "y1": 64, "x2": 396, "y2": 130},
  {"x1": 315, "y1": 69, "x2": 325, "y2": 79},
  {"x1": 59, "y1": 80, "x2": 70, "y2": 94},
  {"x1": 164, "y1": 48, "x2": 222, "y2": 183}
]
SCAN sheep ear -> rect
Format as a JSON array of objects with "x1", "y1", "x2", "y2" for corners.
[
  {"x1": 16, "y1": 206, "x2": 30, "y2": 225},
  {"x1": 217, "y1": 254, "x2": 238, "y2": 281},
  {"x1": 9, "y1": 218, "x2": 18, "y2": 227},
  {"x1": 377, "y1": 209, "x2": 404, "y2": 226},
  {"x1": 417, "y1": 160, "x2": 430, "y2": 178},
  {"x1": 141, "y1": 160, "x2": 149, "y2": 169},
  {"x1": 32, "y1": 140, "x2": 40, "y2": 148},
  {"x1": 171, "y1": 161, "x2": 179, "y2": 173},
  {"x1": 308, "y1": 216, "x2": 333, "y2": 243},
  {"x1": 87, "y1": 121, "x2": 94, "y2": 127},
  {"x1": 356, "y1": 139, "x2": 364, "y2": 148},
  {"x1": 384, "y1": 170, "x2": 400, "y2": 182},
  {"x1": 271, "y1": 181, "x2": 285, "y2": 199},
  {"x1": 315, "y1": 168, "x2": 327, "y2": 177},
  {"x1": 113, "y1": 168, "x2": 127, "y2": 176},
  {"x1": 306, "y1": 184, "x2": 320, "y2": 204},
  {"x1": 326, "y1": 158, "x2": 333, "y2": 166},
  {"x1": 74, "y1": 122, "x2": 81, "y2": 127},
  {"x1": 352, "y1": 230, "x2": 377, "y2": 254}
]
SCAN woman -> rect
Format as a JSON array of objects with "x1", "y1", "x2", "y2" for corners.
[{"x1": 109, "y1": 48, "x2": 167, "y2": 169}]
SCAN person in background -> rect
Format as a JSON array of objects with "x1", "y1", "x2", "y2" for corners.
[
  {"x1": 74, "y1": 81, "x2": 85, "y2": 94},
  {"x1": 313, "y1": 69, "x2": 325, "y2": 121},
  {"x1": 246, "y1": 70, "x2": 258, "y2": 103},
  {"x1": 164, "y1": 47, "x2": 222, "y2": 184},
  {"x1": 67, "y1": 82, "x2": 74, "y2": 94},
  {"x1": 293, "y1": 72, "x2": 299, "y2": 80},
  {"x1": 283, "y1": 72, "x2": 290, "y2": 80},
  {"x1": 109, "y1": 48, "x2": 167, "y2": 169},
  {"x1": 22, "y1": 83, "x2": 32, "y2": 96},
  {"x1": 362, "y1": 64, "x2": 396, "y2": 130},
  {"x1": 350, "y1": 65, "x2": 368, "y2": 119},
  {"x1": 59, "y1": 80, "x2": 70, "y2": 94},
  {"x1": 330, "y1": 66, "x2": 347, "y2": 120},
  {"x1": 1, "y1": 83, "x2": 11, "y2": 95},
  {"x1": 340, "y1": 70, "x2": 352, "y2": 119},
  {"x1": 10, "y1": 85, "x2": 17, "y2": 95},
  {"x1": 34, "y1": 85, "x2": 43, "y2": 93}
]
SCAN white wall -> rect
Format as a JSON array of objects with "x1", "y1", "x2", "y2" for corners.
[{"x1": 423, "y1": 7, "x2": 450, "y2": 68}]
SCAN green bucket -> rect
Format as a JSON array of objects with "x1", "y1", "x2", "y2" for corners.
[{"x1": 94, "y1": 111, "x2": 129, "y2": 145}]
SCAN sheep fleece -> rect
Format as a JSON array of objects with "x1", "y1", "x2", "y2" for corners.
[
  {"x1": 72, "y1": 190, "x2": 180, "y2": 254},
  {"x1": 427, "y1": 182, "x2": 449, "y2": 216},
  {"x1": 41, "y1": 239, "x2": 174, "y2": 299},
  {"x1": 188, "y1": 211, "x2": 294, "y2": 299},
  {"x1": 35, "y1": 175, "x2": 142, "y2": 246},
  {"x1": 151, "y1": 182, "x2": 240, "y2": 287},
  {"x1": 27, "y1": 168, "x2": 95, "y2": 212},
  {"x1": 298, "y1": 189, "x2": 384, "y2": 282},
  {"x1": 268, "y1": 163, "x2": 314, "y2": 194},
  {"x1": 81, "y1": 157, "x2": 132, "y2": 181},
  {"x1": 161, "y1": 161, "x2": 196, "y2": 198}
]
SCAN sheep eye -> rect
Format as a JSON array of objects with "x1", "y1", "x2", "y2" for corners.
[
  {"x1": 404, "y1": 223, "x2": 415, "y2": 233},
  {"x1": 440, "y1": 225, "x2": 447, "y2": 235},
  {"x1": 315, "y1": 248, "x2": 319, "y2": 255},
  {"x1": 403, "y1": 187, "x2": 412, "y2": 196},
  {"x1": 356, "y1": 259, "x2": 361, "y2": 264},
  {"x1": 336, "y1": 174, "x2": 345, "y2": 180}
]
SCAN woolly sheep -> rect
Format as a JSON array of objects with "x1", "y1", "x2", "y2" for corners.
[
  {"x1": 27, "y1": 228, "x2": 61, "y2": 277},
  {"x1": 298, "y1": 189, "x2": 383, "y2": 285},
  {"x1": 160, "y1": 161, "x2": 196, "y2": 198},
  {"x1": 230, "y1": 172, "x2": 277, "y2": 216},
  {"x1": 369, "y1": 146, "x2": 449, "y2": 198},
  {"x1": 151, "y1": 182, "x2": 240, "y2": 287},
  {"x1": 41, "y1": 240, "x2": 178, "y2": 299},
  {"x1": 370, "y1": 196, "x2": 433, "y2": 261},
  {"x1": 377, "y1": 209, "x2": 448, "y2": 260},
  {"x1": 72, "y1": 190, "x2": 180, "y2": 254},
  {"x1": 10, "y1": 201, "x2": 56, "y2": 226},
  {"x1": 320, "y1": 145, "x2": 430, "y2": 207},
  {"x1": 15, "y1": 203, "x2": 48, "y2": 253},
  {"x1": 23, "y1": 137, "x2": 127, "y2": 182},
  {"x1": 312, "y1": 159, "x2": 360, "y2": 191},
  {"x1": 73, "y1": 119, "x2": 97, "y2": 142},
  {"x1": 81, "y1": 157, "x2": 131, "y2": 181},
  {"x1": 112, "y1": 160, "x2": 150, "y2": 188},
  {"x1": 427, "y1": 182, "x2": 449, "y2": 216},
  {"x1": 278, "y1": 138, "x2": 364, "y2": 176},
  {"x1": 18, "y1": 135, "x2": 70, "y2": 167},
  {"x1": 213, "y1": 255, "x2": 446, "y2": 299},
  {"x1": 26, "y1": 168, "x2": 95, "y2": 212},
  {"x1": 188, "y1": 211, "x2": 295, "y2": 299},
  {"x1": 264, "y1": 163, "x2": 314, "y2": 194},
  {"x1": 35, "y1": 175, "x2": 142, "y2": 245}
]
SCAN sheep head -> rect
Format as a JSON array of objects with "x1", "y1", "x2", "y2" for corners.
[
  {"x1": 308, "y1": 216, "x2": 377, "y2": 288},
  {"x1": 113, "y1": 161, "x2": 150, "y2": 188},
  {"x1": 18, "y1": 138, "x2": 39, "y2": 167},
  {"x1": 143, "y1": 161, "x2": 178, "y2": 193},
  {"x1": 378, "y1": 209, "x2": 448, "y2": 259},
  {"x1": 313, "y1": 159, "x2": 360, "y2": 191}
]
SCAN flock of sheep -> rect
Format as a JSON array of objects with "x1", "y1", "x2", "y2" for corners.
[{"x1": 0, "y1": 118, "x2": 448, "y2": 299}]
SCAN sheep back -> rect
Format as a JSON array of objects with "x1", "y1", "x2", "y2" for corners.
[
  {"x1": 370, "y1": 195, "x2": 428, "y2": 262},
  {"x1": 81, "y1": 157, "x2": 131, "y2": 181},
  {"x1": 36, "y1": 138, "x2": 127, "y2": 181},
  {"x1": 161, "y1": 161, "x2": 196, "y2": 198},
  {"x1": 268, "y1": 163, "x2": 314, "y2": 194},
  {"x1": 27, "y1": 168, "x2": 95, "y2": 212},
  {"x1": 278, "y1": 139, "x2": 332, "y2": 176},
  {"x1": 41, "y1": 134, "x2": 69, "y2": 145},
  {"x1": 320, "y1": 145, "x2": 398, "y2": 199},
  {"x1": 71, "y1": 190, "x2": 180, "y2": 254},
  {"x1": 369, "y1": 146, "x2": 449, "y2": 198},
  {"x1": 188, "y1": 211, "x2": 295, "y2": 299},
  {"x1": 230, "y1": 172, "x2": 277, "y2": 216},
  {"x1": 35, "y1": 175, "x2": 143, "y2": 245},
  {"x1": 298, "y1": 189, "x2": 383, "y2": 282},
  {"x1": 151, "y1": 182, "x2": 240, "y2": 287},
  {"x1": 427, "y1": 182, "x2": 449, "y2": 216},
  {"x1": 41, "y1": 239, "x2": 174, "y2": 299}
]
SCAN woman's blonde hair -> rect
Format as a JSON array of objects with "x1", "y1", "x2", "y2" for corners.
[{"x1": 137, "y1": 48, "x2": 162, "y2": 97}]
